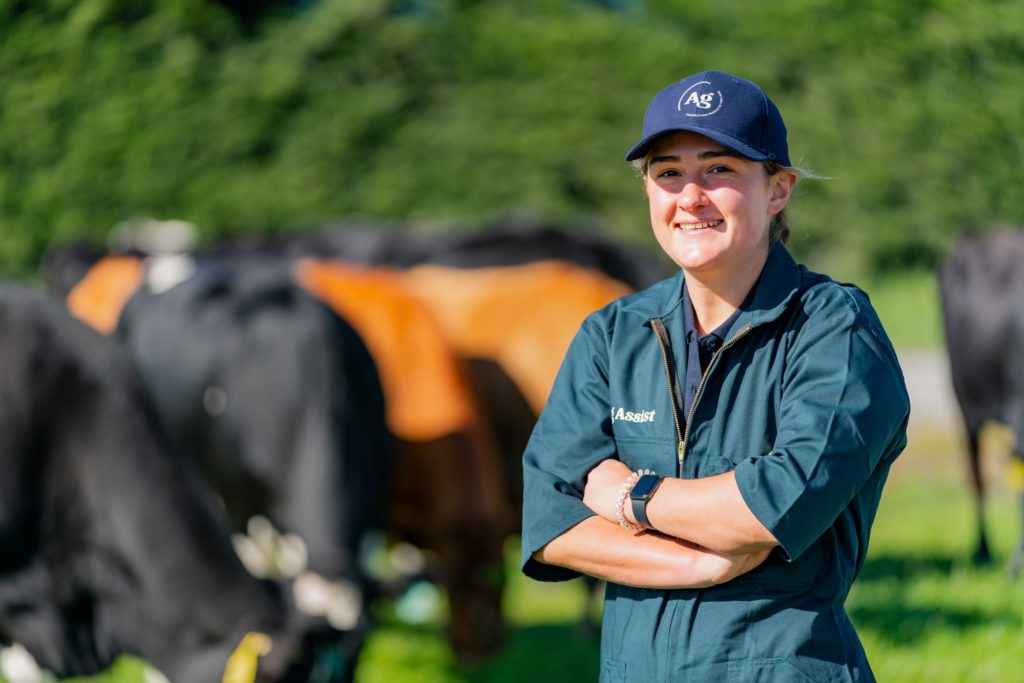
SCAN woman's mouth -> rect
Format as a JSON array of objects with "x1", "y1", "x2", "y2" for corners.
[{"x1": 675, "y1": 219, "x2": 723, "y2": 231}]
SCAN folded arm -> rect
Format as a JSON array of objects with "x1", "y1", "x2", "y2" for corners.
[
  {"x1": 583, "y1": 458, "x2": 778, "y2": 556},
  {"x1": 533, "y1": 514, "x2": 769, "y2": 589}
]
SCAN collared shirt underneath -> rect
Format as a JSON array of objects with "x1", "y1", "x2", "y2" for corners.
[{"x1": 681, "y1": 280, "x2": 743, "y2": 419}]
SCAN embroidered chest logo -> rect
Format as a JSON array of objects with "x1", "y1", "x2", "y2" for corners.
[
  {"x1": 610, "y1": 407, "x2": 657, "y2": 424},
  {"x1": 677, "y1": 81, "x2": 723, "y2": 118}
]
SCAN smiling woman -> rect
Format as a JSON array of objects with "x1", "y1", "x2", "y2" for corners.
[
  {"x1": 521, "y1": 70, "x2": 910, "y2": 683},
  {"x1": 640, "y1": 131, "x2": 796, "y2": 318}
]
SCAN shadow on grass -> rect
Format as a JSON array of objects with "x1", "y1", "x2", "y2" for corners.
[
  {"x1": 467, "y1": 623, "x2": 600, "y2": 683},
  {"x1": 358, "y1": 614, "x2": 600, "y2": 683},
  {"x1": 854, "y1": 552, "x2": 958, "y2": 584},
  {"x1": 848, "y1": 551, "x2": 1019, "y2": 643}
]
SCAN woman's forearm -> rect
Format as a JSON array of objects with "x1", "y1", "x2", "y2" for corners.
[
  {"x1": 641, "y1": 472, "x2": 777, "y2": 555},
  {"x1": 584, "y1": 459, "x2": 777, "y2": 555},
  {"x1": 533, "y1": 515, "x2": 769, "y2": 589}
]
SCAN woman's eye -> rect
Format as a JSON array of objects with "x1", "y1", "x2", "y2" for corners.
[
  {"x1": 653, "y1": 168, "x2": 679, "y2": 179},
  {"x1": 708, "y1": 165, "x2": 733, "y2": 174}
]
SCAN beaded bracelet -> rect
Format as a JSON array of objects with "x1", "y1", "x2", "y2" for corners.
[{"x1": 615, "y1": 469, "x2": 654, "y2": 532}]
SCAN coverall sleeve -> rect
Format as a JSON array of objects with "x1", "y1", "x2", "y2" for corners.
[
  {"x1": 521, "y1": 317, "x2": 618, "y2": 581},
  {"x1": 733, "y1": 289, "x2": 910, "y2": 561}
]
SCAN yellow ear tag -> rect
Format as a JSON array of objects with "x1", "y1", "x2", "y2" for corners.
[
  {"x1": 1008, "y1": 458, "x2": 1024, "y2": 493},
  {"x1": 222, "y1": 631, "x2": 273, "y2": 683}
]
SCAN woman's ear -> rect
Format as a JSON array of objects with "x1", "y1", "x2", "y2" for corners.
[{"x1": 768, "y1": 171, "x2": 798, "y2": 213}]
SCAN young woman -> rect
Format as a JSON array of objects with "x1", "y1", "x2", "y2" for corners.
[{"x1": 521, "y1": 70, "x2": 909, "y2": 682}]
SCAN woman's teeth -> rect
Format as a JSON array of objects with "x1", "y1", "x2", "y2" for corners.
[{"x1": 679, "y1": 220, "x2": 722, "y2": 231}]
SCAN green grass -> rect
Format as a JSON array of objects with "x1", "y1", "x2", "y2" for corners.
[
  {"x1": 844, "y1": 423, "x2": 1024, "y2": 683},
  {"x1": 859, "y1": 269, "x2": 944, "y2": 350}
]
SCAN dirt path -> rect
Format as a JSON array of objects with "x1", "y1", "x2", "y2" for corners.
[{"x1": 896, "y1": 348, "x2": 959, "y2": 436}]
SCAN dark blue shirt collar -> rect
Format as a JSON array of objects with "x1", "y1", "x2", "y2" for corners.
[
  {"x1": 682, "y1": 280, "x2": 744, "y2": 347},
  {"x1": 681, "y1": 280, "x2": 750, "y2": 421}
]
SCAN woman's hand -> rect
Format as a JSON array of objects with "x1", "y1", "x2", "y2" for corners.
[{"x1": 583, "y1": 458, "x2": 635, "y2": 523}]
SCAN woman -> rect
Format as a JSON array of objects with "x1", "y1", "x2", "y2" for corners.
[{"x1": 521, "y1": 70, "x2": 909, "y2": 682}]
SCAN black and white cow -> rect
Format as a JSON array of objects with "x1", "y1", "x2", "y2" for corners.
[
  {"x1": 938, "y1": 228, "x2": 1024, "y2": 574},
  {"x1": 0, "y1": 284, "x2": 351, "y2": 682},
  {"x1": 114, "y1": 259, "x2": 393, "y2": 656}
]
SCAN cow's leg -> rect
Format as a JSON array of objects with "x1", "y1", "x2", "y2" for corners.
[
  {"x1": 1006, "y1": 457, "x2": 1024, "y2": 578},
  {"x1": 573, "y1": 576, "x2": 603, "y2": 641},
  {"x1": 966, "y1": 429, "x2": 991, "y2": 565}
]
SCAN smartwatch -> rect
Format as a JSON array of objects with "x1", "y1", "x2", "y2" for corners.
[{"x1": 629, "y1": 473, "x2": 664, "y2": 529}]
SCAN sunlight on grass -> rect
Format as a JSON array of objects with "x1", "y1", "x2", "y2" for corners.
[
  {"x1": 851, "y1": 426, "x2": 1024, "y2": 683},
  {"x1": 860, "y1": 269, "x2": 943, "y2": 350}
]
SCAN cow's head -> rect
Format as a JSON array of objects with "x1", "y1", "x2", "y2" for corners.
[{"x1": 245, "y1": 615, "x2": 365, "y2": 683}]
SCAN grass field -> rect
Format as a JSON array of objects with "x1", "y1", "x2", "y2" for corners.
[
  {"x1": 860, "y1": 269, "x2": 944, "y2": 350},
  {"x1": 14, "y1": 270, "x2": 1024, "y2": 683}
]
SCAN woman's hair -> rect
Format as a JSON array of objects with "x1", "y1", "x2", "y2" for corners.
[{"x1": 631, "y1": 156, "x2": 817, "y2": 246}]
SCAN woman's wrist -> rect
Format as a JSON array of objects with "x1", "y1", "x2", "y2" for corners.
[
  {"x1": 614, "y1": 469, "x2": 655, "y2": 531},
  {"x1": 614, "y1": 470, "x2": 642, "y2": 531}
]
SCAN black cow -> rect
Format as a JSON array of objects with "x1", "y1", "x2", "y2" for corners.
[
  {"x1": 114, "y1": 258, "x2": 393, "y2": 665},
  {"x1": 938, "y1": 228, "x2": 1024, "y2": 574},
  {"x1": 0, "y1": 284, "x2": 350, "y2": 681}
]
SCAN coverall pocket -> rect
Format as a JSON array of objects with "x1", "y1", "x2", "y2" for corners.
[
  {"x1": 726, "y1": 658, "x2": 818, "y2": 682},
  {"x1": 599, "y1": 658, "x2": 626, "y2": 683},
  {"x1": 613, "y1": 436, "x2": 675, "y2": 474}
]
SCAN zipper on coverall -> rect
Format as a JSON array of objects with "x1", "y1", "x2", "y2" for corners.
[{"x1": 651, "y1": 319, "x2": 753, "y2": 478}]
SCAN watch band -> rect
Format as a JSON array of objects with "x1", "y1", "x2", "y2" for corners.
[{"x1": 629, "y1": 473, "x2": 663, "y2": 529}]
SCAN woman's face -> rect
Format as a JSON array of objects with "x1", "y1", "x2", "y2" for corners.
[{"x1": 643, "y1": 131, "x2": 796, "y2": 282}]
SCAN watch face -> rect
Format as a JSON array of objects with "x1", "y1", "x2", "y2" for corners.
[{"x1": 630, "y1": 474, "x2": 662, "y2": 500}]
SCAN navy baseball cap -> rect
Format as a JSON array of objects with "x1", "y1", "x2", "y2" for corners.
[{"x1": 624, "y1": 70, "x2": 790, "y2": 166}]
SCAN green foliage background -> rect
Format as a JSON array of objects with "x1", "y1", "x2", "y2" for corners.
[{"x1": 2, "y1": 0, "x2": 1023, "y2": 278}]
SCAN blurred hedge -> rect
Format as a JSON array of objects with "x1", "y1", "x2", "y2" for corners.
[{"x1": 1, "y1": 0, "x2": 1022, "y2": 278}]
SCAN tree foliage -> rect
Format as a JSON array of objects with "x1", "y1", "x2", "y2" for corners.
[{"x1": 1, "y1": 0, "x2": 1021, "y2": 277}]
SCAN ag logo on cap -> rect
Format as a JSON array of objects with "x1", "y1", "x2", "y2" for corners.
[{"x1": 677, "y1": 81, "x2": 723, "y2": 118}]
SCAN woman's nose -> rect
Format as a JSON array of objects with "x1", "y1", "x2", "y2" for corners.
[{"x1": 678, "y1": 182, "x2": 708, "y2": 211}]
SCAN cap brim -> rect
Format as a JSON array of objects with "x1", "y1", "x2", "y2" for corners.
[{"x1": 624, "y1": 126, "x2": 771, "y2": 163}]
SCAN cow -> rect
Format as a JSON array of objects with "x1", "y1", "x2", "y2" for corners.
[
  {"x1": 113, "y1": 258, "x2": 392, "y2": 664},
  {"x1": 399, "y1": 261, "x2": 633, "y2": 508},
  {"x1": 0, "y1": 284, "x2": 353, "y2": 682},
  {"x1": 50, "y1": 249, "x2": 512, "y2": 663},
  {"x1": 293, "y1": 259, "x2": 513, "y2": 663},
  {"x1": 938, "y1": 228, "x2": 1024, "y2": 575}
]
